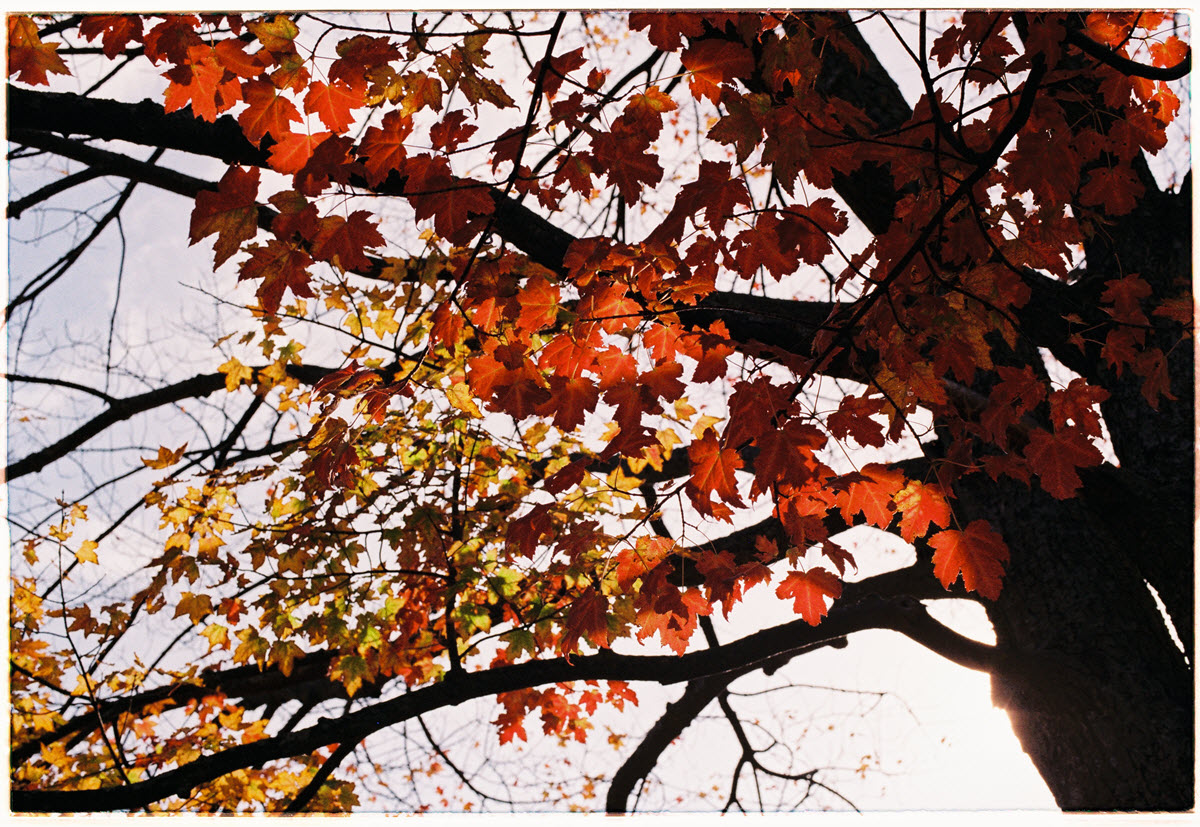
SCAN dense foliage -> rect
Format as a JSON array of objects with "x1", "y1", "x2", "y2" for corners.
[{"x1": 7, "y1": 10, "x2": 1192, "y2": 812}]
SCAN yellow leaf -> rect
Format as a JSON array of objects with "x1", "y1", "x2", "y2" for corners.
[
  {"x1": 219, "y1": 356, "x2": 253, "y2": 392},
  {"x1": 74, "y1": 540, "x2": 99, "y2": 565},
  {"x1": 200, "y1": 623, "x2": 230, "y2": 651},
  {"x1": 141, "y1": 442, "x2": 188, "y2": 469},
  {"x1": 446, "y1": 379, "x2": 483, "y2": 417}
]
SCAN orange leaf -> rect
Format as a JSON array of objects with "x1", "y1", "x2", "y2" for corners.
[
  {"x1": 892, "y1": 481, "x2": 952, "y2": 542},
  {"x1": 776, "y1": 567, "x2": 842, "y2": 625},
  {"x1": 163, "y1": 45, "x2": 241, "y2": 122},
  {"x1": 929, "y1": 520, "x2": 1009, "y2": 599},
  {"x1": 304, "y1": 78, "x2": 365, "y2": 134},
  {"x1": 267, "y1": 130, "x2": 331, "y2": 174},
  {"x1": 238, "y1": 79, "x2": 301, "y2": 145},
  {"x1": 8, "y1": 16, "x2": 70, "y2": 86},
  {"x1": 680, "y1": 38, "x2": 755, "y2": 103},
  {"x1": 687, "y1": 428, "x2": 744, "y2": 520}
]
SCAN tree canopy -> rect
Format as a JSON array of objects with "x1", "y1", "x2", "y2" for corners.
[{"x1": 6, "y1": 10, "x2": 1193, "y2": 813}]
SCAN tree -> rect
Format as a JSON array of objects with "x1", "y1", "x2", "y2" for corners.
[{"x1": 6, "y1": 10, "x2": 1192, "y2": 813}]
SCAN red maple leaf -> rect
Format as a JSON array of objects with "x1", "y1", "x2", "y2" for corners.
[
  {"x1": 680, "y1": 38, "x2": 755, "y2": 103},
  {"x1": 776, "y1": 567, "x2": 842, "y2": 626},
  {"x1": 429, "y1": 110, "x2": 479, "y2": 153},
  {"x1": 309, "y1": 211, "x2": 384, "y2": 272},
  {"x1": 330, "y1": 34, "x2": 401, "y2": 85},
  {"x1": 354, "y1": 110, "x2": 413, "y2": 186},
  {"x1": 591, "y1": 127, "x2": 663, "y2": 206},
  {"x1": 930, "y1": 520, "x2": 1009, "y2": 600},
  {"x1": 724, "y1": 376, "x2": 798, "y2": 447},
  {"x1": 560, "y1": 588, "x2": 609, "y2": 653},
  {"x1": 539, "y1": 375, "x2": 599, "y2": 431},
  {"x1": 628, "y1": 12, "x2": 709, "y2": 51},
  {"x1": 750, "y1": 419, "x2": 826, "y2": 497},
  {"x1": 401, "y1": 154, "x2": 495, "y2": 242},
  {"x1": 163, "y1": 46, "x2": 242, "y2": 122},
  {"x1": 1079, "y1": 166, "x2": 1145, "y2": 216},
  {"x1": 1024, "y1": 427, "x2": 1104, "y2": 499},
  {"x1": 237, "y1": 239, "x2": 314, "y2": 314},
  {"x1": 514, "y1": 275, "x2": 561, "y2": 333},
  {"x1": 189, "y1": 165, "x2": 261, "y2": 267},
  {"x1": 528, "y1": 46, "x2": 586, "y2": 99},
  {"x1": 78, "y1": 14, "x2": 145, "y2": 59},
  {"x1": 836, "y1": 464, "x2": 905, "y2": 529},
  {"x1": 687, "y1": 428, "x2": 745, "y2": 520}
]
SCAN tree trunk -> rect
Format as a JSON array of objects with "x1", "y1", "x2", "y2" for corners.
[{"x1": 963, "y1": 174, "x2": 1193, "y2": 810}]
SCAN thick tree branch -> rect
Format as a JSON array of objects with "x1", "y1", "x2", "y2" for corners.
[{"x1": 11, "y1": 584, "x2": 997, "y2": 813}]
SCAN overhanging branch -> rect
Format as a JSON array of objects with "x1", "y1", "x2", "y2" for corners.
[{"x1": 12, "y1": 564, "x2": 996, "y2": 813}]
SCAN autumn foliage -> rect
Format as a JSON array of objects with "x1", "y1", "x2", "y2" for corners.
[{"x1": 7, "y1": 10, "x2": 1192, "y2": 813}]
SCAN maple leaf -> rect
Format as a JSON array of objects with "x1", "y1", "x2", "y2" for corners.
[
  {"x1": 355, "y1": 109, "x2": 412, "y2": 186},
  {"x1": 687, "y1": 428, "x2": 745, "y2": 520},
  {"x1": 1049, "y1": 378, "x2": 1110, "y2": 437},
  {"x1": 1078, "y1": 166, "x2": 1145, "y2": 216},
  {"x1": 163, "y1": 45, "x2": 242, "y2": 122},
  {"x1": 309, "y1": 211, "x2": 385, "y2": 272},
  {"x1": 1024, "y1": 427, "x2": 1104, "y2": 500},
  {"x1": 776, "y1": 567, "x2": 842, "y2": 626},
  {"x1": 238, "y1": 79, "x2": 301, "y2": 145},
  {"x1": 930, "y1": 520, "x2": 1009, "y2": 600},
  {"x1": 267, "y1": 130, "x2": 331, "y2": 175},
  {"x1": 189, "y1": 166, "x2": 261, "y2": 267},
  {"x1": 724, "y1": 376, "x2": 797, "y2": 447},
  {"x1": 621, "y1": 86, "x2": 677, "y2": 134},
  {"x1": 540, "y1": 375, "x2": 599, "y2": 431},
  {"x1": 732, "y1": 212, "x2": 801, "y2": 281},
  {"x1": 680, "y1": 38, "x2": 755, "y2": 103},
  {"x1": 628, "y1": 12, "x2": 709, "y2": 51},
  {"x1": 429, "y1": 110, "x2": 479, "y2": 152},
  {"x1": 174, "y1": 592, "x2": 214, "y2": 625},
  {"x1": 750, "y1": 420, "x2": 826, "y2": 497},
  {"x1": 330, "y1": 34, "x2": 401, "y2": 85},
  {"x1": 304, "y1": 78, "x2": 365, "y2": 134},
  {"x1": 238, "y1": 240, "x2": 315, "y2": 314},
  {"x1": 709, "y1": 91, "x2": 770, "y2": 162},
  {"x1": 246, "y1": 14, "x2": 299, "y2": 53},
  {"x1": 78, "y1": 14, "x2": 145, "y2": 59},
  {"x1": 560, "y1": 588, "x2": 610, "y2": 653},
  {"x1": 529, "y1": 46, "x2": 586, "y2": 99},
  {"x1": 8, "y1": 16, "x2": 71, "y2": 86},
  {"x1": 401, "y1": 154, "x2": 495, "y2": 242},
  {"x1": 836, "y1": 464, "x2": 905, "y2": 529},
  {"x1": 591, "y1": 127, "x2": 663, "y2": 206},
  {"x1": 892, "y1": 481, "x2": 952, "y2": 542},
  {"x1": 142, "y1": 443, "x2": 189, "y2": 470},
  {"x1": 514, "y1": 275, "x2": 561, "y2": 333}
]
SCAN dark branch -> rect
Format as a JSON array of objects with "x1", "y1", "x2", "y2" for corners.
[{"x1": 1066, "y1": 28, "x2": 1191, "y2": 81}]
